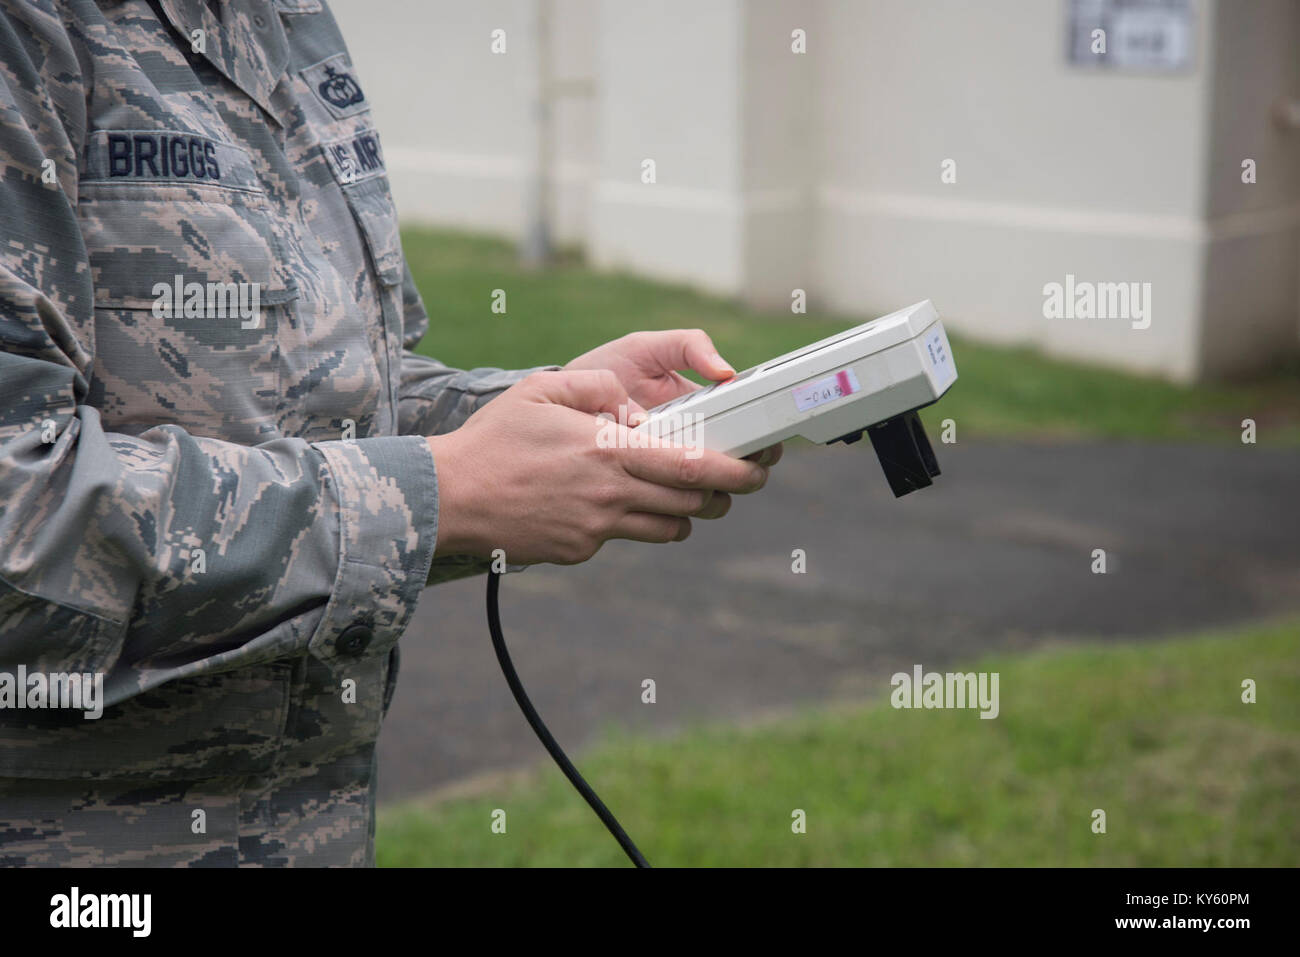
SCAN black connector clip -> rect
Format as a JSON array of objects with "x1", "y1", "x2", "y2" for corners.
[
  {"x1": 830, "y1": 410, "x2": 941, "y2": 497},
  {"x1": 866, "y1": 409, "x2": 940, "y2": 497},
  {"x1": 832, "y1": 408, "x2": 946, "y2": 494}
]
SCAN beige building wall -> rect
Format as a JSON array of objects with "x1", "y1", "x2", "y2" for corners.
[
  {"x1": 331, "y1": 0, "x2": 1300, "y2": 382},
  {"x1": 333, "y1": 0, "x2": 598, "y2": 244},
  {"x1": 1198, "y1": 0, "x2": 1300, "y2": 378},
  {"x1": 588, "y1": 0, "x2": 746, "y2": 290},
  {"x1": 812, "y1": 0, "x2": 1214, "y2": 379}
]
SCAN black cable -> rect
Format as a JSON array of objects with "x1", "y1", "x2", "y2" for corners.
[{"x1": 486, "y1": 570, "x2": 651, "y2": 868}]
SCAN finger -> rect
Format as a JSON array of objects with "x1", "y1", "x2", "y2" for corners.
[
  {"x1": 611, "y1": 513, "x2": 692, "y2": 545},
  {"x1": 694, "y1": 490, "x2": 732, "y2": 520},
  {"x1": 744, "y1": 443, "x2": 785, "y2": 467},
  {"x1": 619, "y1": 481, "x2": 714, "y2": 518},
  {"x1": 620, "y1": 445, "x2": 768, "y2": 494},
  {"x1": 620, "y1": 484, "x2": 733, "y2": 519},
  {"x1": 526, "y1": 369, "x2": 647, "y2": 422},
  {"x1": 636, "y1": 329, "x2": 735, "y2": 381},
  {"x1": 660, "y1": 370, "x2": 700, "y2": 400}
]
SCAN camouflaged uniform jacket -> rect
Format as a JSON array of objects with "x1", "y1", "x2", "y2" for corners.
[{"x1": 0, "y1": 0, "x2": 535, "y2": 781}]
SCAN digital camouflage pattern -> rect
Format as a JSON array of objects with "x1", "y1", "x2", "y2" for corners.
[{"x1": 0, "y1": 0, "x2": 539, "y2": 865}]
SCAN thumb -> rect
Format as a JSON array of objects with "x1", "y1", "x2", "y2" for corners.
[
  {"x1": 652, "y1": 329, "x2": 736, "y2": 381},
  {"x1": 526, "y1": 369, "x2": 648, "y2": 423}
]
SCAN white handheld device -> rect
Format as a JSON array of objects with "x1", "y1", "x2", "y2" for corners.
[{"x1": 633, "y1": 300, "x2": 958, "y2": 496}]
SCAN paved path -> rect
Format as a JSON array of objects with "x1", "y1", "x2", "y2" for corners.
[{"x1": 377, "y1": 440, "x2": 1300, "y2": 803}]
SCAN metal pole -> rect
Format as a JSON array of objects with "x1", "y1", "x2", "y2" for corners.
[{"x1": 520, "y1": 0, "x2": 553, "y2": 268}]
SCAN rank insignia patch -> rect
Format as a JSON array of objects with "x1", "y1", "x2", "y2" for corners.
[{"x1": 301, "y1": 54, "x2": 369, "y2": 119}]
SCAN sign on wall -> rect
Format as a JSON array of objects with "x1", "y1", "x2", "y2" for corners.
[{"x1": 1067, "y1": 0, "x2": 1194, "y2": 72}]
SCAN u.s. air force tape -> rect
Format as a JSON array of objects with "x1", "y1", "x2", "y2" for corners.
[{"x1": 321, "y1": 128, "x2": 387, "y2": 186}]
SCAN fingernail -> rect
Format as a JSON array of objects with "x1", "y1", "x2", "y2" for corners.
[{"x1": 710, "y1": 352, "x2": 735, "y2": 376}]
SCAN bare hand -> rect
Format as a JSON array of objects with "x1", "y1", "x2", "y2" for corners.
[{"x1": 427, "y1": 369, "x2": 771, "y2": 565}]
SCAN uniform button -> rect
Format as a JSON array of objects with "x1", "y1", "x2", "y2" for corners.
[
  {"x1": 337, "y1": 624, "x2": 373, "y2": 657},
  {"x1": 253, "y1": 14, "x2": 267, "y2": 29}
]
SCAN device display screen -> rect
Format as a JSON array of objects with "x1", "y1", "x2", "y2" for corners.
[
  {"x1": 645, "y1": 310, "x2": 920, "y2": 417},
  {"x1": 760, "y1": 313, "x2": 911, "y2": 374},
  {"x1": 761, "y1": 326, "x2": 870, "y2": 373}
]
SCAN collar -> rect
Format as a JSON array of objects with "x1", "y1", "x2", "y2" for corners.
[{"x1": 157, "y1": 0, "x2": 290, "y2": 121}]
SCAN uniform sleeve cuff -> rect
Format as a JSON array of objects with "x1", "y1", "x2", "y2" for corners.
[
  {"x1": 466, "y1": 365, "x2": 560, "y2": 412},
  {"x1": 306, "y1": 435, "x2": 438, "y2": 662}
]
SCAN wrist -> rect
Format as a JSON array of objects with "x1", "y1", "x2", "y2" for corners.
[{"x1": 427, "y1": 432, "x2": 484, "y2": 558}]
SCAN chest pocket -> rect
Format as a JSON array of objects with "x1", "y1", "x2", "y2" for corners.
[{"x1": 77, "y1": 130, "x2": 299, "y2": 442}]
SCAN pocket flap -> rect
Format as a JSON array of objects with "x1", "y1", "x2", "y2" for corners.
[
  {"x1": 321, "y1": 129, "x2": 403, "y2": 286},
  {"x1": 78, "y1": 190, "x2": 299, "y2": 310}
]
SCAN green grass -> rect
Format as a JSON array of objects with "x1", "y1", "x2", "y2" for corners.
[
  {"x1": 377, "y1": 618, "x2": 1300, "y2": 867},
  {"x1": 403, "y1": 227, "x2": 1300, "y2": 445}
]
